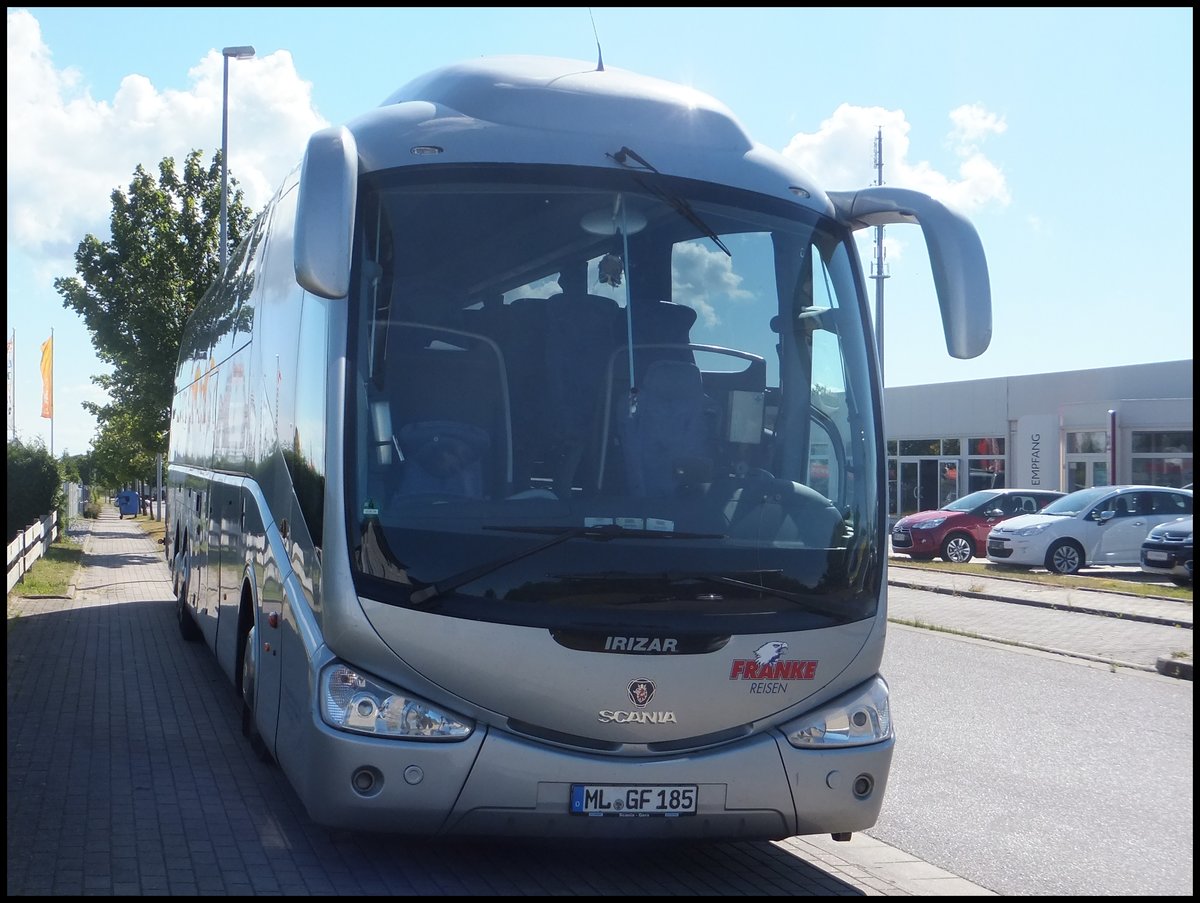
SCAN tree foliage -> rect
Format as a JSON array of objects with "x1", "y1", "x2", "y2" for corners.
[
  {"x1": 59, "y1": 450, "x2": 98, "y2": 488},
  {"x1": 87, "y1": 405, "x2": 162, "y2": 489},
  {"x1": 55, "y1": 150, "x2": 254, "y2": 468},
  {"x1": 7, "y1": 438, "x2": 63, "y2": 541}
]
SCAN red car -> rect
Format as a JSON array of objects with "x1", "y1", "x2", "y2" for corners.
[{"x1": 890, "y1": 488, "x2": 1065, "y2": 563}]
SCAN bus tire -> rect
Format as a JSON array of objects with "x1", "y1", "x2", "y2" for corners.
[
  {"x1": 175, "y1": 553, "x2": 201, "y2": 642},
  {"x1": 241, "y1": 624, "x2": 273, "y2": 764}
]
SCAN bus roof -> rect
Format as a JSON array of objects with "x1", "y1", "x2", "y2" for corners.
[{"x1": 343, "y1": 55, "x2": 827, "y2": 207}]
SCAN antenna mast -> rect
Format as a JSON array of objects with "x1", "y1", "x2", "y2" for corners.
[
  {"x1": 589, "y1": 8, "x2": 604, "y2": 71},
  {"x1": 870, "y1": 127, "x2": 889, "y2": 380}
]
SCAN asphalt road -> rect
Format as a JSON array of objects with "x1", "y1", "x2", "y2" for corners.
[{"x1": 873, "y1": 621, "x2": 1193, "y2": 895}]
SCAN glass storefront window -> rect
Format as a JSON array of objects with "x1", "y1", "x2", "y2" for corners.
[
  {"x1": 969, "y1": 437, "x2": 1004, "y2": 455},
  {"x1": 1066, "y1": 430, "x2": 1107, "y2": 454},
  {"x1": 1132, "y1": 431, "x2": 1193, "y2": 454},
  {"x1": 967, "y1": 457, "x2": 1005, "y2": 492},
  {"x1": 899, "y1": 439, "x2": 940, "y2": 456},
  {"x1": 1131, "y1": 431, "x2": 1194, "y2": 488}
]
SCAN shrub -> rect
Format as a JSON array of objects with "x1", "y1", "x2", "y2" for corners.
[{"x1": 7, "y1": 438, "x2": 63, "y2": 541}]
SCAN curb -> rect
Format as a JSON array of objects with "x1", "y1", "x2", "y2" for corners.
[
  {"x1": 63, "y1": 513, "x2": 103, "y2": 600},
  {"x1": 887, "y1": 619, "x2": 1159, "y2": 676},
  {"x1": 1155, "y1": 656, "x2": 1194, "y2": 680},
  {"x1": 887, "y1": 577, "x2": 1192, "y2": 629}
]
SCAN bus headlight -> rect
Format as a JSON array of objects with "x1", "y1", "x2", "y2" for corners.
[
  {"x1": 320, "y1": 662, "x2": 474, "y2": 739},
  {"x1": 782, "y1": 676, "x2": 892, "y2": 748}
]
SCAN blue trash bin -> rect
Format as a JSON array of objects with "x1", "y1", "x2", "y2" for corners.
[{"x1": 117, "y1": 490, "x2": 140, "y2": 518}]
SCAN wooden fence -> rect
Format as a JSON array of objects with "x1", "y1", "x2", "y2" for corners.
[{"x1": 6, "y1": 511, "x2": 59, "y2": 595}]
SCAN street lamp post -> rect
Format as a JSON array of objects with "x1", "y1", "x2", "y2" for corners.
[{"x1": 220, "y1": 45, "x2": 255, "y2": 273}]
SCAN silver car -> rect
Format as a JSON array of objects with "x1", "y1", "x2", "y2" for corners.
[
  {"x1": 986, "y1": 485, "x2": 1194, "y2": 575},
  {"x1": 1140, "y1": 516, "x2": 1193, "y2": 585}
]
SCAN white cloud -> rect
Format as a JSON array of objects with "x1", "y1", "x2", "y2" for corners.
[
  {"x1": 948, "y1": 103, "x2": 1007, "y2": 148},
  {"x1": 672, "y1": 242, "x2": 752, "y2": 328},
  {"x1": 6, "y1": 9, "x2": 326, "y2": 259},
  {"x1": 780, "y1": 101, "x2": 1010, "y2": 214}
]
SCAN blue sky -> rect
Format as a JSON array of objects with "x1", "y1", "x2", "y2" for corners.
[{"x1": 6, "y1": 7, "x2": 1194, "y2": 456}]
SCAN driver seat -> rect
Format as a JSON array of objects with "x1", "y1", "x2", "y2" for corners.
[{"x1": 619, "y1": 359, "x2": 716, "y2": 497}]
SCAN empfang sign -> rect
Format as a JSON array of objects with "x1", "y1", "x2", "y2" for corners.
[{"x1": 1017, "y1": 414, "x2": 1060, "y2": 490}]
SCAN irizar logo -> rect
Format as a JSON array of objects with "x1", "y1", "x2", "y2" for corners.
[{"x1": 603, "y1": 635, "x2": 679, "y2": 653}]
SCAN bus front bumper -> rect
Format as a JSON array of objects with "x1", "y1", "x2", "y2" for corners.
[{"x1": 287, "y1": 715, "x2": 893, "y2": 840}]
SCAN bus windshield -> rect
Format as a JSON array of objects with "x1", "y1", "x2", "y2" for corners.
[{"x1": 345, "y1": 163, "x2": 881, "y2": 632}]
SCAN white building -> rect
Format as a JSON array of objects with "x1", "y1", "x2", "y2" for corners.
[{"x1": 883, "y1": 359, "x2": 1192, "y2": 520}]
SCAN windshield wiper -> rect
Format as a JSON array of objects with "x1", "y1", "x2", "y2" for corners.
[
  {"x1": 609, "y1": 146, "x2": 731, "y2": 257},
  {"x1": 409, "y1": 524, "x2": 724, "y2": 607},
  {"x1": 555, "y1": 569, "x2": 845, "y2": 619}
]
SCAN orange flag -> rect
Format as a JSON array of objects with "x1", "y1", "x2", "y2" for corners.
[{"x1": 39, "y1": 335, "x2": 53, "y2": 418}]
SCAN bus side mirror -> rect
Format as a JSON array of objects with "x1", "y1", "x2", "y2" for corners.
[
  {"x1": 295, "y1": 126, "x2": 358, "y2": 299},
  {"x1": 828, "y1": 187, "x2": 992, "y2": 360}
]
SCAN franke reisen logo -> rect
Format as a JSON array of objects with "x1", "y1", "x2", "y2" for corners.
[{"x1": 728, "y1": 641, "x2": 818, "y2": 681}]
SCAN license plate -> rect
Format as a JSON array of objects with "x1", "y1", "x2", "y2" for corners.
[
  {"x1": 1145, "y1": 550, "x2": 1170, "y2": 562},
  {"x1": 570, "y1": 784, "x2": 697, "y2": 816}
]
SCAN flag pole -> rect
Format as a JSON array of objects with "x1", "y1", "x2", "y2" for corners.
[
  {"x1": 7, "y1": 328, "x2": 14, "y2": 441},
  {"x1": 50, "y1": 327, "x2": 54, "y2": 457}
]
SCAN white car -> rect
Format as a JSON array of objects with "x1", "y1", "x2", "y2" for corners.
[
  {"x1": 1140, "y1": 516, "x2": 1193, "y2": 585},
  {"x1": 985, "y1": 485, "x2": 1194, "y2": 575}
]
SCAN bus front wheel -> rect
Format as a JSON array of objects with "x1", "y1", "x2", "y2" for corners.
[{"x1": 241, "y1": 625, "x2": 273, "y2": 764}]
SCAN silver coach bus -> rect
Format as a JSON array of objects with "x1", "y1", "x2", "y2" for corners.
[{"x1": 166, "y1": 55, "x2": 991, "y2": 841}]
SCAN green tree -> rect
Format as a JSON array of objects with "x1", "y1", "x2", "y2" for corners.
[
  {"x1": 58, "y1": 450, "x2": 81, "y2": 484},
  {"x1": 63, "y1": 450, "x2": 98, "y2": 488},
  {"x1": 87, "y1": 406, "x2": 160, "y2": 489},
  {"x1": 7, "y1": 438, "x2": 63, "y2": 540},
  {"x1": 54, "y1": 150, "x2": 254, "y2": 468}
]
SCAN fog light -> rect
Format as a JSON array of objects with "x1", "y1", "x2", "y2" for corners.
[{"x1": 351, "y1": 766, "x2": 383, "y2": 797}]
